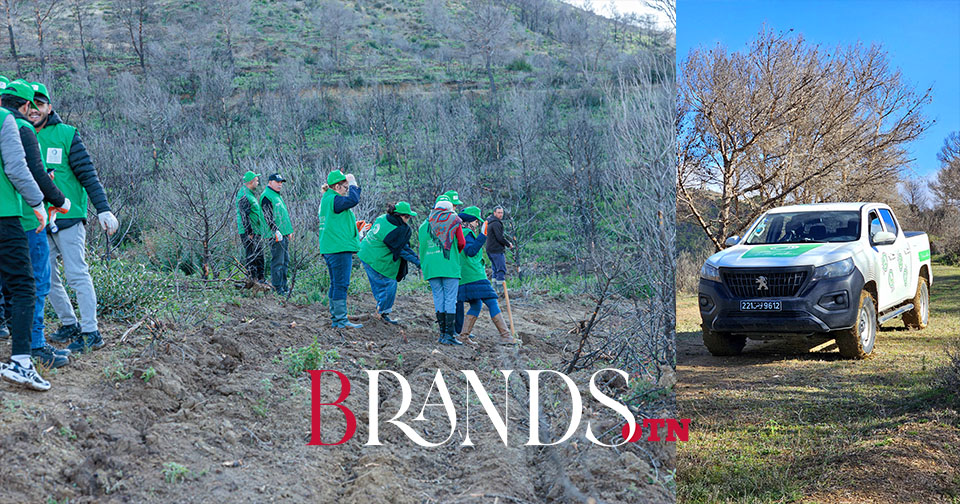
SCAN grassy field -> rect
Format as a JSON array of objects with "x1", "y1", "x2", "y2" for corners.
[{"x1": 676, "y1": 264, "x2": 960, "y2": 503}]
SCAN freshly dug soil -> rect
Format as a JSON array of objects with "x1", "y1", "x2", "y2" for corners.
[{"x1": 0, "y1": 290, "x2": 674, "y2": 503}]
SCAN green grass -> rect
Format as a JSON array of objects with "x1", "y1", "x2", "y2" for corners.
[{"x1": 677, "y1": 264, "x2": 960, "y2": 503}]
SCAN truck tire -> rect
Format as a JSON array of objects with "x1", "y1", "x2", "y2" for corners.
[
  {"x1": 835, "y1": 290, "x2": 877, "y2": 359},
  {"x1": 702, "y1": 326, "x2": 746, "y2": 356},
  {"x1": 902, "y1": 277, "x2": 929, "y2": 330}
]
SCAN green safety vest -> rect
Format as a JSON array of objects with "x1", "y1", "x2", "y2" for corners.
[
  {"x1": 18, "y1": 117, "x2": 46, "y2": 230},
  {"x1": 0, "y1": 108, "x2": 23, "y2": 218},
  {"x1": 318, "y1": 189, "x2": 359, "y2": 254},
  {"x1": 459, "y1": 228, "x2": 487, "y2": 285},
  {"x1": 235, "y1": 186, "x2": 265, "y2": 235},
  {"x1": 35, "y1": 122, "x2": 83, "y2": 219},
  {"x1": 418, "y1": 219, "x2": 461, "y2": 280},
  {"x1": 259, "y1": 186, "x2": 293, "y2": 236},
  {"x1": 358, "y1": 214, "x2": 401, "y2": 278}
]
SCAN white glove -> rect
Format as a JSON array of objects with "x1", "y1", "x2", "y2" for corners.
[
  {"x1": 51, "y1": 198, "x2": 71, "y2": 215},
  {"x1": 345, "y1": 173, "x2": 357, "y2": 187},
  {"x1": 31, "y1": 204, "x2": 47, "y2": 233},
  {"x1": 98, "y1": 211, "x2": 119, "y2": 235},
  {"x1": 275, "y1": 230, "x2": 283, "y2": 242}
]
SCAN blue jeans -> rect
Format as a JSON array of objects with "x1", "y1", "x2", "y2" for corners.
[
  {"x1": 362, "y1": 261, "x2": 397, "y2": 314},
  {"x1": 323, "y1": 252, "x2": 353, "y2": 300},
  {"x1": 456, "y1": 298, "x2": 502, "y2": 333},
  {"x1": 428, "y1": 277, "x2": 459, "y2": 313},
  {"x1": 489, "y1": 253, "x2": 506, "y2": 281},
  {"x1": 27, "y1": 230, "x2": 50, "y2": 349}
]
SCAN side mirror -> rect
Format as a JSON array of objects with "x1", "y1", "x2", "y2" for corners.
[
  {"x1": 872, "y1": 231, "x2": 896, "y2": 246},
  {"x1": 724, "y1": 235, "x2": 740, "y2": 247}
]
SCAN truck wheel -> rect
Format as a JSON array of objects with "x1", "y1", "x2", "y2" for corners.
[
  {"x1": 902, "y1": 277, "x2": 929, "y2": 330},
  {"x1": 835, "y1": 290, "x2": 877, "y2": 359},
  {"x1": 702, "y1": 326, "x2": 746, "y2": 356}
]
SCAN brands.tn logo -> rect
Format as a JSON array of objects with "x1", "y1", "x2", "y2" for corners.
[{"x1": 308, "y1": 368, "x2": 690, "y2": 447}]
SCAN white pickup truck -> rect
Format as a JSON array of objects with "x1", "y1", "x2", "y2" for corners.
[{"x1": 698, "y1": 203, "x2": 932, "y2": 359}]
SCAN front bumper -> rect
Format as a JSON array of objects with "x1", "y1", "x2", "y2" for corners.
[{"x1": 698, "y1": 269, "x2": 865, "y2": 335}]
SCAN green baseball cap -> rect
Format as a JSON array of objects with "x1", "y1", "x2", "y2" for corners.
[
  {"x1": 444, "y1": 190, "x2": 463, "y2": 205},
  {"x1": 0, "y1": 76, "x2": 9, "y2": 90},
  {"x1": 2, "y1": 79, "x2": 36, "y2": 106},
  {"x1": 461, "y1": 206, "x2": 481, "y2": 221},
  {"x1": 30, "y1": 82, "x2": 49, "y2": 103},
  {"x1": 435, "y1": 194, "x2": 452, "y2": 204},
  {"x1": 394, "y1": 201, "x2": 417, "y2": 217},
  {"x1": 242, "y1": 170, "x2": 260, "y2": 182},
  {"x1": 327, "y1": 170, "x2": 347, "y2": 186}
]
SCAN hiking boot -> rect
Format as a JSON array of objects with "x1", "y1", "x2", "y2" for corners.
[
  {"x1": 380, "y1": 313, "x2": 400, "y2": 325},
  {"x1": 31, "y1": 345, "x2": 70, "y2": 368},
  {"x1": 48, "y1": 323, "x2": 80, "y2": 344},
  {"x1": 67, "y1": 330, "x2": 105, "y2": 354},
  {"x1": 492, "y1": 313, "x2": 516, "y2": 345},
  {"x1": 1, "y1": 359, "x2": 50, "y2": 391},
  {"x1": 0, "y1": 323, "x2": 9, "y2": 340}
]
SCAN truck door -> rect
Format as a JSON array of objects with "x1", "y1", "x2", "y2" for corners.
[
  {"x1": 878, "y1": 208, "x2": 912, "y2": 305},
  {"x1": 867, "y1": 209, "x2": 898, "y2": 311}
]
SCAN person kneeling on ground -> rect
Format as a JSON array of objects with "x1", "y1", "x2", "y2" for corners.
[
  {"x1": 419, "y1": 195, "x2": 464, "y2": 345},
  {"x1": 358, "y1": 201, "x2": 421, "y2": 325},
  {"x1": 319, "y1": 170, "x2": 362, "y2": 329},
  {"x1": 455, "y1": 206, "x2": 515, "y2": 345}
]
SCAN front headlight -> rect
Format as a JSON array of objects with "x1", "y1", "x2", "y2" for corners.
[
  {"x1": 811, "y1": 258, "x2": 855, "y2": 282},
  {"x1": 700, "y1": 262, "x2": 721, "y2": 282}
]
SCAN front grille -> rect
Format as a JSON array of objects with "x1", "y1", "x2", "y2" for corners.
[{"x1": 722, "y1": 270, "x2": 807, "y2": 298}]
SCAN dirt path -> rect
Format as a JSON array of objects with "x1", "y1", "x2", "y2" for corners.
[
  {"x1": 0, "y1": 289, "x2": 672, "y2": 503},
  {"x1": 676, "y1": 265, "x2": 960, "y2": 503}
]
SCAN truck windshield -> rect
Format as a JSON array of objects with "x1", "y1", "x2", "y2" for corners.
[{"x1": 744, "y1": 211, "x2": 861, "y2": 244}]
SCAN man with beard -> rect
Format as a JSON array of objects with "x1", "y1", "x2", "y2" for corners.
[{"x1": 28, "y1": 81, "x2": 118, "y2": 354}]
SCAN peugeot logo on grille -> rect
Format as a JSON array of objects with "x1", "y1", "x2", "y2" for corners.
[{"x1": 756, "y1": 275, "x2": 769, "y2": 291}]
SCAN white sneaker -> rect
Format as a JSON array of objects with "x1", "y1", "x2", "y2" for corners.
[{"x1": 1, "y1": 359, "x2": 51, "y2": 391}]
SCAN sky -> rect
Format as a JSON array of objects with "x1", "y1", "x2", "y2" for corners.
[
  {"x1": 677, "y1": 0, "x2": 960, "y2": 180},
  {"x1": 562, "y1": 0, "x2": 675, "y2": 30}
]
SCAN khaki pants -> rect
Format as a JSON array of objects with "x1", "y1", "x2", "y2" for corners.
[{"x1": 47, "y1": 224, "x2": 98, "y2": 333}]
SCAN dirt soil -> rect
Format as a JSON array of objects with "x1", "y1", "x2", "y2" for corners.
[
  {"x1": 0, "y1": 290, "x2": 674, "y2": 503},
  {"x1": 676, "y1": 265, "x2": 960, "y2": 503}
]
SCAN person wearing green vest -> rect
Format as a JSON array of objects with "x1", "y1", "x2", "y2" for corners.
[
  {"x1": 0, "y1": 91, "x2": 54, "y2": 390},
  {"x1": 29, "y1": 81, "x2": 119, "y2": 355},
  {"x1": 419, "y1": 195, "x2": 466, "y2": 345},
  {"x1": 236, "y1": 170, "x2": 267, "y2": 287},
  {"x1": 260, "y1": 173, "x2": 293, "y2": 295},
  {"x1": 0, "y1": 79, "x2": 73, "y2": 366},
  {"x1": 455, "y1": 206, "x2": 514, "y2": 344},
  {"x1": 319, "y1": 169, "x2": 362, "y2": 329},
  {"x1": 358, "y1": 201, "x2": 421, "y2": 325}
]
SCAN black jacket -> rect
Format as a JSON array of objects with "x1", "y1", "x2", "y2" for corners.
[
  {"x1": 485, "y1": 215, "x2": 510, "y2": 254},
  {"x1": 382, "y1": 213, "x2": 420, "y2": 281},
  {"x1": 37, "y1": 111, "x2": 111, "y2": 230},
  {"x1": 2, "y1": 107, "x2": 65, "y2": 208}
]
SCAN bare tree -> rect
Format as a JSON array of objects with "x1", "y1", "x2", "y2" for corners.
[
  {"x1": 115, "y1": 0, "x2": 149, "y2": 70},
  {"x1": 643, "y1": 0, "x2": 675, "y2": 31},
  {"x1": 460, "y1": 0, "x2": 513, "y2": 94},
  {"x1": 678, "y1": 29, "x2": 931, "y2": 251},
  {"x1": 72, "y1": 0, "x2": 89, "y2": 74},
  {"x1": 930, "y1": 132, "x2": 960, "y2": 208},
  {"x1": 2, "y1": 0, "x2": 20, "y2": 73},
  {"x1": 32, "y1": 0, "x2": 61, "y2": 80},
  {"x1": 314, "y1": 0, "x2": 360, "y2": 70}
]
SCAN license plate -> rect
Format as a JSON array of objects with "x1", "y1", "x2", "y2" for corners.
[{"x1": 740, "y1": 300, "x2": 782, "y2": 311}]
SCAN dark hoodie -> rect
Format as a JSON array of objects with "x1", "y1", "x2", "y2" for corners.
[
  {"x1": 485, "y1": 214, "x2": 511, "y2": 254},
  {"x1": 35, "y1": 111, "x2": 111, "y2": 230}
]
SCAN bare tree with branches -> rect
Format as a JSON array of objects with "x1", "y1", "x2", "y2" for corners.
[{"x1": 678, "y1": 29, "x2": 931, "y2": 251}]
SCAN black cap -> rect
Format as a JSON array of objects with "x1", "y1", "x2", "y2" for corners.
[{"x1": 268, "y1": 173, "x2": 286, "y2": 182}]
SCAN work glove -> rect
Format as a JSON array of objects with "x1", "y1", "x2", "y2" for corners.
[
  {"x1": 275, "y1": 230, "x2": 283, "y2": 243},
  {"x1": 98, "y1": 211, "x2": 119, "y2": 235},
  {"x1": 47, "y1": 198, "x2": 71, "y2": 233},
  {"x1": 345, "y1": 173, "x2": 357, "y2": 187},
  {"x1": 31, "y1": 204, "x2": 47, "y2": 233}
]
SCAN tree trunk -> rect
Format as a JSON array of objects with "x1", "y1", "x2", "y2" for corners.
[
  {"x1": 4, "y1": 0, "x2": 18, "y2": 74},
  {"x1": 74, "y1": 0, "x2": 89, "y2": 74}
]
